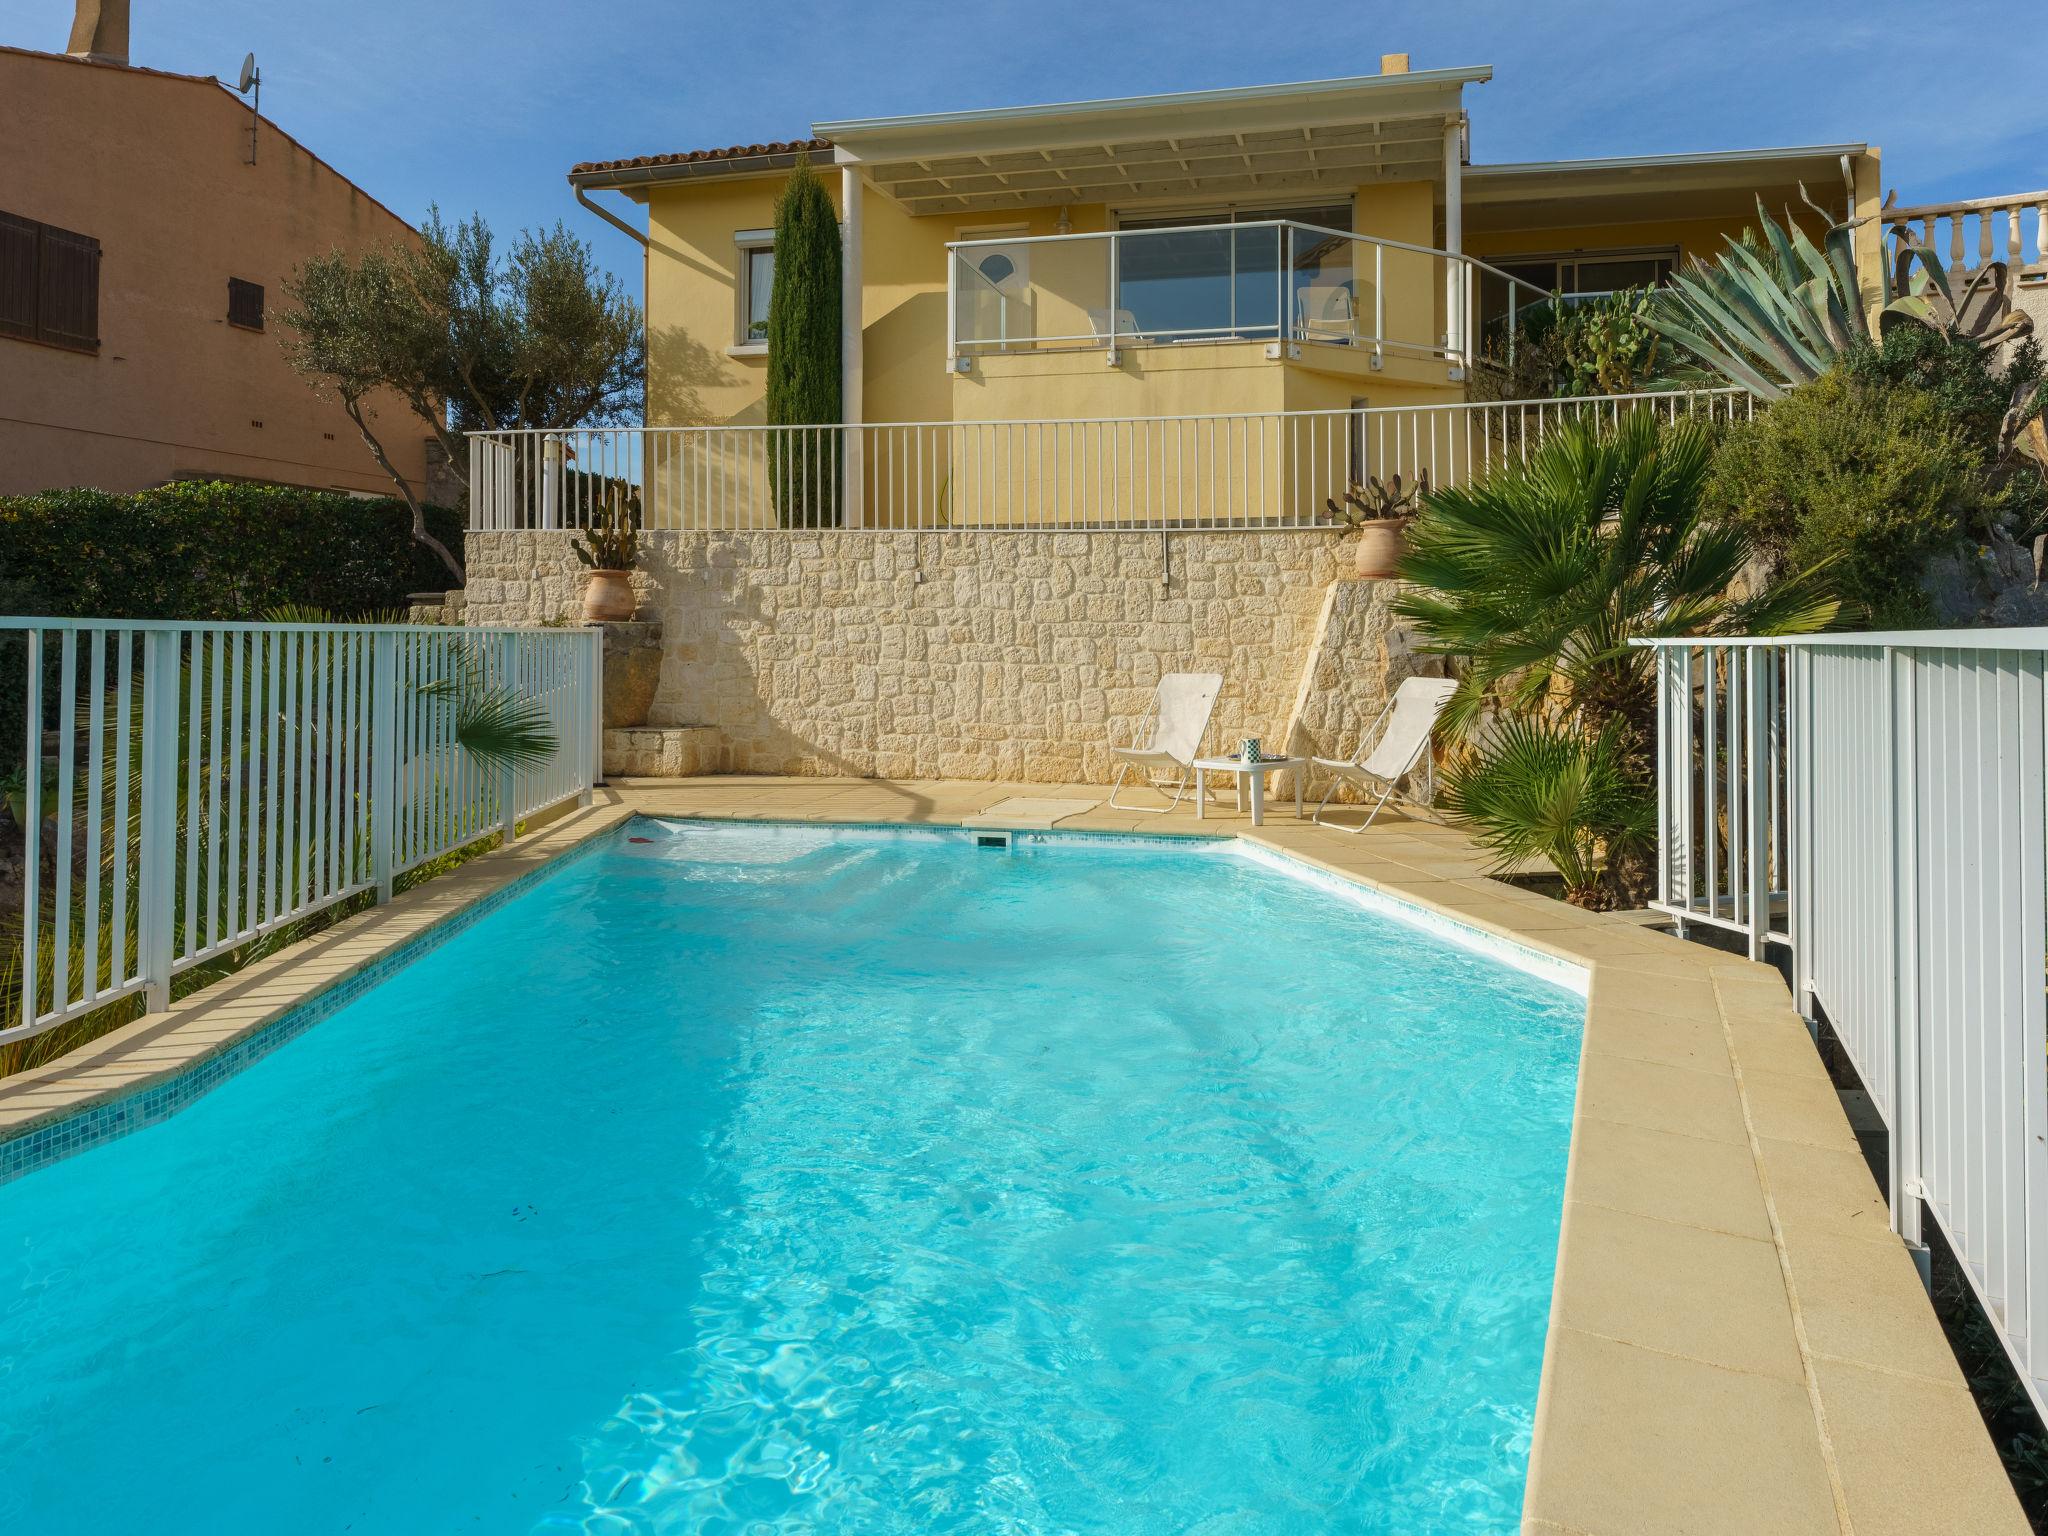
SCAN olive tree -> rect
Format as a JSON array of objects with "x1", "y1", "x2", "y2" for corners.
[
  {"x1": 281, "y1": 211, "x2": 644, "y2": 577},
  {"x1": 277, "y1": 249, "x2": 465, "y2": 582}
]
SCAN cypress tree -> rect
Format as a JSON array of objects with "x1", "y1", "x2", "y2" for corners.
[{"x1": 765, "y1": 159, "x2": 843, "y2": 526}]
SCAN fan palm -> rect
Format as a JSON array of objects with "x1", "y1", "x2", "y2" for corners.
[
  {"x1": 261, "y1": 605, "x2": 555, "y2": 774},
  {"x1": 1397, "y1": 409, "x2": 1835, "y2": 739},
  {"x1": 1394, "y1": 409, "x2": 1836, "y2": 904},
  {"x1": 1440, "y1": 716, "x2": 1654, "y2": 901}
]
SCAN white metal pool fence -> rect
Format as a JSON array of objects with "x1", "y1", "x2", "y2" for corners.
[
  {"x1": 468, "y1": 389, "x2": 1751, "y2": 533},
  {"x1": 4, "y1": 620, "x2": 600, "y2": 1046},
  {"x1": 1642, "y1": 630, "x2": 2048, "y2": 1416}
]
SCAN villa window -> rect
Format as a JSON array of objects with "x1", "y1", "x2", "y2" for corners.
[
  {"x1": 0, "y1": 209, "x2": 102, "y2": 353},
  {"x1": 1491, "y1": 247, "x2": 1678, "y2": 303},
  {"x1": 1478, "y1": 246, "x2": 1678, "y2": 341},
  {"x1": 736, "y1": 229, "x2": 775, "y2": 347},
  {"x1": 1105, "y1": 203, "x2": 1353, "y2": 344},
  {"x1": 958, "y1": 223, "x2": 1030, "y2": 296}
]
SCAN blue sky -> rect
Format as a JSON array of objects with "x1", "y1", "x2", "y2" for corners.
[{"x1": 6, "y1": 0, "x2": 2039, "y2": 286}]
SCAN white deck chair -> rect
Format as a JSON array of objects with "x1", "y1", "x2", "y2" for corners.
[
  {"x1": 1108, "y1": 671, "x2": 1224, "y2": 812},
  {"x1": 1310, "y1": 675, "x2": 1459, "y2": 833},
  {"x1": 1086, "y1": 307, "x2": 1145, "y2": 344},
  {"x1": 1295, "y1": 284, "x2": 1356, "y2": 342}
]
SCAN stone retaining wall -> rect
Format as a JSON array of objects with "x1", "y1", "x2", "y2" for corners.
[{"x1": 465, "y1": 531, "x2": 1435, "y2": 783}]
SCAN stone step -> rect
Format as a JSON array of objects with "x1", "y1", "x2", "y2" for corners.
[{"x1": 603, "y1": 725, "x2": 720, "y2": 779}]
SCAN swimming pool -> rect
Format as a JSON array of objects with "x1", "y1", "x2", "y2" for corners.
[{"x1": 0, "y1": 820, "x2": 1584, "y2": 1534}]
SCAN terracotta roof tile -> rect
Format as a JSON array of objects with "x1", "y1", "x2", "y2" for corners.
[{"x1": 570, "y1": 138, "x2": 832, "y2": 178}]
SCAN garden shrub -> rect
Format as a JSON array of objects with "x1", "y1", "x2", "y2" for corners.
[
  {"x1": 1702, "y1": 369, "x2": 1993, "y2": 625},
  {"x1": 0, "y1": 480, "x2": 464, "y2": 620},
  {"x1": 1845, "y1": 328, "x2": 2036, "y2": 454},
  {"x1": 1843, "y1": 328, "x2": 2048, "y2": 539},
  {"x1": 0, "y1": 480, "x2": 463, "y2": 765},
  {"x1": 1472, "y1": 287, "x2": 1665, "y2": 401}
]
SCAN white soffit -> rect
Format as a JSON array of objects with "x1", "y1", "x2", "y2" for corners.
[{"x1": 819, "y1": 69, "x2": 1489, "y2": 215}]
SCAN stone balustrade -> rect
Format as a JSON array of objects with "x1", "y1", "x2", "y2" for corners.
[{"x1": 1884, "y1": 191, "x2": 2048, "y2": 279}]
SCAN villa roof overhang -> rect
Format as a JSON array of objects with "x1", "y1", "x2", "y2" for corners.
[
  {"x1": 819, "y1": 68, "x2": 1489, "y2": 214},
  {"x1": 1463, "y1": 143, "x2": 1871, "y2": 232},
  {"x1": 568, "y1": 69, "x2": 1489, "y2": 211}
]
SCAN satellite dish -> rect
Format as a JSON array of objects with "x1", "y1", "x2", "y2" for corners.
[{"x1": 237, "y1": 52, "x2": 257, "y2": 93}]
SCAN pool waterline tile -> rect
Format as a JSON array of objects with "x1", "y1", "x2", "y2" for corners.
[{"x1": 0, "y1": 802, "x2": 634, "y2": 1184}]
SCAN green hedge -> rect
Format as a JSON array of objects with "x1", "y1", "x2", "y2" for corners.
[
  {"x1": 0, "y1": 481, "x2": 464, "y2": 621},
  {"x1": 2, "y1": 482, "x2": 463, "y2": 780}
]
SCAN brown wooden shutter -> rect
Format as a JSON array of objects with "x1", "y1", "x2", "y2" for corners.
[
  {"x1": 0, "y1": 212, "x2": 35, "y2": 340},
  {"x1": 37, "y1": 224, "x2": 101, "y2": 350},
  {"x1": 227, "y1": 277, "x2": 265, "y2": 330}
]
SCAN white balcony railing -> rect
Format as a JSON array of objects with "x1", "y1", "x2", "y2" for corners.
[
  {"x1": 945, "y1": 220, "x2": 1553, "y2": 368},
  {"x1": 1641, "y1": 630, "x2": 2048, "y2": 1418},
  {"x1": 468, "y1": 390, "x2": 1750, "y2": 533},
  {"x1": 1884, "y1": 191, "x2": 2048, "y2": 279},
  {"x1": 5, "y1": 620, "x2": 600, "y2": 1045}
]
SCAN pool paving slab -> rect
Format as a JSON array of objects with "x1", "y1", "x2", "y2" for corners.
[{"x1": 0, "y1": 775, "x2": 2028, "y2": 1536}]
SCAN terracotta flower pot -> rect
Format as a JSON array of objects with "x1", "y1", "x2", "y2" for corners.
[
  {"x1": 583, "y1": 568, "x2": 637, "y2": 622},
  {"x1": 1354, "y1": 517, "x2": 1412, "y2": 580}
]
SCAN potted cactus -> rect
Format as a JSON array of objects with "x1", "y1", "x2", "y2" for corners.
[
  {"x1": 573, "y1": 489, "x2": 641, "y2": 622},
  {"x1": 1326, "y1": 471, "x2": 1428, "y2": 579}
]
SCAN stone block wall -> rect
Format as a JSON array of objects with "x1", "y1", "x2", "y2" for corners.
[{"x1": 465, "y1": 531, "x2": 1437, "y2": 783}]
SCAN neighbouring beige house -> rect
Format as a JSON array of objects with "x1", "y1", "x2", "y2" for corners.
[{"x1": 0, "y1": 4, "x2": 429, "y2": 499}]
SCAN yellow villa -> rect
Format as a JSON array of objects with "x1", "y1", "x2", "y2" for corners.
[{"x1": 493, "y1": 57, "x2": 1882, "y2": 531}]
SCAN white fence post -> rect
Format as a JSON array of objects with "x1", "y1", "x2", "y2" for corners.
[
  {"x1": 585, "y1": 627, "x2": 604, "y2": 796},
  {"x1": 370, "y1": 631, "x2": 398, "y2": 904},
  {"x1": 540, "y1": 437, "x2": 562, "y2": 531},
  {"x1": 498, "y1": 631, "x2": 520, "y2": 845},
  {"x1": 137, "y1": 627, "x2": 180, "y2": 1013},
  {"x1": 1884, "y1": 646, "x2": 1925, "y2": 1255},
  {"x1": 1788, "y1": 646, "x2": 1815, "y2": 1027},
  {"x1": 19, "y1": 630, "x2": 43, "y2": 1033},
  {"x1": 1743, "y1": 648, "x2": 1770, "y2": 961}
]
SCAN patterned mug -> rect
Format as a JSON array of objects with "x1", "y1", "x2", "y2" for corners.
[{"x1": 1240, "y1": 737, "x2": 1262, "y2": 764}]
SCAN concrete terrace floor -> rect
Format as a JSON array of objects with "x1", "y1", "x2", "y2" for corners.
[{"x1": 0, "y1": 776, "x2": 2030, "y2": 1536}]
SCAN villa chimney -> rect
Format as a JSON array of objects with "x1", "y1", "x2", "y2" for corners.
[
  {"x1": 67, "y1": 0, "x2": 130, "y2": 65},
  {"x1": 1380, "y1": 53, "x2": 1410, "y2": 75}
]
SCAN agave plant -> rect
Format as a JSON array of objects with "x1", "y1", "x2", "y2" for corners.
[
  {"x1": 1884, "y1": 244, "x2": 2034, "y2": 352},
  {"x1": 1649, "y1": 190, "x2": 2035, "y2": 401}
]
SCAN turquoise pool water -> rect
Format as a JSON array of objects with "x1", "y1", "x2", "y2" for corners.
[{"x1": 0, "y1": 821, "x2": 1583, "y2": 1534}]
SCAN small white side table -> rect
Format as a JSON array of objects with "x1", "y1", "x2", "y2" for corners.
[{"x1": 1191, "y1": 755, "x2": 1307, "y2": 826}]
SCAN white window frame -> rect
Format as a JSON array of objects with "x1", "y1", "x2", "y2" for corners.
[
  {"x1": 1491, "y1": 245, "x2": 1680, "y2": 300},
  {"x1": 733, "y1": 227, "x2": 775, "y2": 355}
]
